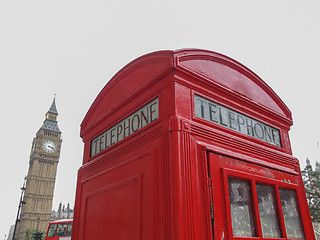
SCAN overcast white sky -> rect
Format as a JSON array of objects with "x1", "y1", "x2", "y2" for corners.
[{"x1": 1, "y1": 0, "x2": 320, "y2": 238}]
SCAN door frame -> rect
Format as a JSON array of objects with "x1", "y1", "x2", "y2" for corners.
[{"x1": 206, "y1": 151, "x2": 308, "y2": 240}]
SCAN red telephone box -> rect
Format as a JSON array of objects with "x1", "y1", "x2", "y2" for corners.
[{"x1": 72, "y1": 49, "x2": 315, "y2": 239}]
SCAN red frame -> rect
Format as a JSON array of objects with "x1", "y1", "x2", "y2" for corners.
[
  {"x1": 72, "y1": 49, "x2": 315, "y2": 240},
  {"x1": 223, "y1": 167, "x2": 304, "y2": 239}
]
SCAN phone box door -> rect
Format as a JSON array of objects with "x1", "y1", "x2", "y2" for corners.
[{"x1": 208, "y1": 153, "x2": 313, "y2": 240}]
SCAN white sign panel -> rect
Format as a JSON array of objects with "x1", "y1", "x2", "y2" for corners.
[
  {"x1": 91, "y1": 98, "x2": 159, "y2": 157},
  {"x1": 194, "y1": 95, "x2": 282, "y2": 147}
]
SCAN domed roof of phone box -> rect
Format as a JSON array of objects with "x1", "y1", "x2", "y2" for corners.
[{"x1": 81, "y1": 49, "x2": 292, "y2": 136}]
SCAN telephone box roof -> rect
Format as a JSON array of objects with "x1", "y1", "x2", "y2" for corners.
[{"x1": 81, "y1": 49, "x2": 292, "y2": 136}]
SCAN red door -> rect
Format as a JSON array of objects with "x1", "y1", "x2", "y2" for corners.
[{"x1": 207, "y1": 152, "x2": 311, "y2": 240}]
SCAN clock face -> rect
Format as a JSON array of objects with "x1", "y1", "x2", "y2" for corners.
[{"x1": 43, "y1": 140, "x2": 56, "y2": 153}]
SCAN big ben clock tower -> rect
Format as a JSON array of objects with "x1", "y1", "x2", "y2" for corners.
[{"x1": 16, "y1": 97, "x2": 62, "y2": 240}]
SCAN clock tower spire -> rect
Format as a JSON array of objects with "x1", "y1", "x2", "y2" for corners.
[
  {"x1": 15, "y1": 97, "x2": 63, "y2": 240},
  {"x1": 41, "y1": 96, "x2": 61, "y2": 133}
]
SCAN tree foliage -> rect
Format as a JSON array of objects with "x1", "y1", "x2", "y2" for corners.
[{"x1": 302, "y1": 161, "x2": 320, "y2": 222}]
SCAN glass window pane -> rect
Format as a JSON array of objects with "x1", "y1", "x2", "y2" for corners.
[
  {"x1": 67, "y1": 222, "x2": 73, "y2": 236},
  {"x1": 228, "y1": 178, "x2": 256, "y2": 237},
  {"x1": 279, "y1": 188, "x2": 305, "y2": 239},
  {"x1": 56, "y1": 222, "x2": 68, "y2": 236},
  {"x1": 47, "y1": 224, "x2": 57, "y2": 237},
  {"x1": 256, "y1": 184, "x2": 281, "y2": 238}
]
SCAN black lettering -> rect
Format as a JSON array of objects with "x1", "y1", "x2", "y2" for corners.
[
  {"x1": 105, "y1": 132, "x2": 110, "y2": 148},
  {"x1": 272, "y1": 129, "x2": 279, "y2": 144},
  {"x1": 150, "y1": 101, "x2": 158, "y2": 122},
  {"x1": 123, "y1": 118, "x2": 131, "y2": 138},
  {"x1": 264, "y1": 125, "x2": 272, "y2": 142},
  {"x1": 141, "y1": 108, "x2": 149, "y2": 127},
  {"x1": 99, "y1": 135, "x2": 105, "y2": 151},
  {"x1": 218, "y1": 107, "x2": 228, "y2": 127},
  {"x1": 132, "y1": 114, "x2": 140, "y2": 132},
  {"x1": 116, "y1": 125, "x2": 123, "y2": 142},
  {"x1": 254, "y1": 123, "x2": 264, "y2": 139},
  {"x1": 208, "y1": 103, "x2": 218, "y2": 123},
  {"x1": 246, "y1": 118, "x2": 254, "y2": 136},
  {"x1": 110, "y1": 128, "x2": 116, "y2": 145},
  {"x1": 197, "y1": 98, "x2": 207, "y2": 118},
  {"x1": 237, "y1": 115, "x2": 245, "y2": 132},
  {"x1": 228, "y1": 111, "x2": 237, "y2": 130},
  {"x1": 93, "y1": 139, "x2": 99, "y2": 155}
]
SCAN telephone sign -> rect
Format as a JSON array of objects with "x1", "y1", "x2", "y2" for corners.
[
  {"x1": 194, "y1": 94, "x2": 282, "y2": 147},
  {"x1": 90, "y1": 97, "x2": 158, "y2": 157}
]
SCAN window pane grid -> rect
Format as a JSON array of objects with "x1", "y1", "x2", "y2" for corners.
[
  {"x1": 251, "y1": 180, "x2": 263, "y2": 238},
  {"x1": 228, "y1": 178, "x2": 256, "y2": 237},
  {"x1": 256, "y1": 183, "x2": 281, "y2": 238},
  {"x1": 67, "y1": 222, "x2": 73, "y2": 236},
  {"x1": 274, "y1": 184, "x2": 288, "y2": 239},
  {"x1": 279, "y1": 189, "x2": 305, "y2": 239},
  {"x1": 226, "y1": 173, "x2": 305, "y2": 240},
  {"x1": 47, "y1": 224, "x2": 57, "y2": 237},
  {"x1": 56, "y1": 222, "x2": 68, "y2": 237}
]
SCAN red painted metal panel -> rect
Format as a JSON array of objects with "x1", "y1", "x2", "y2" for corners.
[
  {"x1": 80, "y1": 51, "x2": 174, "y2": 138},
  {"x1": 173, "y1": 49, "x2": 292, "y2": 120},
  {"x1": 83, "y1": 175, "x2": 142, "y2": 239}
]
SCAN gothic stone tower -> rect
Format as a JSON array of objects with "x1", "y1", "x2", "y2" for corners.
[{"x1": 16, "y1": 98, "x2": 62, "y2": 240}]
